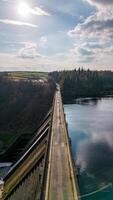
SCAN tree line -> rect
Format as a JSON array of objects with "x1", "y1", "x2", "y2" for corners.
[{"x1": 50, "y1": 69, "x2": 113, "y2": 103}]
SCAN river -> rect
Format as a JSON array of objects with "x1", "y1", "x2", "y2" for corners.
[{"x1": 64, "y1": 98, "x2": 113, "y2": 200}]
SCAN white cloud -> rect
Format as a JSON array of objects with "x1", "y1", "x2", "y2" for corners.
[
  {"x1": 39, "y1": 36, "x2": 47, "y2": 48},
  {"x1": 0, "y1": 51, "x2": 113, "y2": 72},
  {"x1": 5, "y1": 1, "x2": 50, "y2": 16},
  {"x1": 85, "y1": 0, "x2": 113, "y2": 8},
  {"x1": 68, "y1": 9, "x2": 113, "y2": 40},
  {"x1": 18, "y1": 38, "x2": 48, "y2": 60},
  {"x1": 18, "y1": 42, "x2": 42, "y2": 59},
  {"x1": 68, "y1": 0, "x2": 113, "y2": 48},
  {"x1": 68, "y1": 2, "x2": 113, "y2": 65},
  {"x1": 68, "y1": 34, "x2": 113, "y2": 66},
  {"x1": 70, "y1": 41, "x2": 113, "y2": 63},
  {"x1": 18, "y1": 2, "x2": 50, "y2": 17},
  {"x1": 0, "y1": 19, "x2": 37, "y2": 27},
  {"x1": 0, "y1": 53, "x2": 64, "y2": 72},
  {"x1": 30, "y1": 7, "x2": 50, "y2": 16},
  {"x1": 70, "y1": 45, "x2": 95, "y2": 63}
]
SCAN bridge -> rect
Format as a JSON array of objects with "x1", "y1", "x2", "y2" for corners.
[{"x1": 0, "y1": 85, "x2": 79, "y2": 200}]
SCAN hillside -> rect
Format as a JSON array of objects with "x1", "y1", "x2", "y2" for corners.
[{"x1": 0, "y1": 72, "x2": 55, "y2": 152}]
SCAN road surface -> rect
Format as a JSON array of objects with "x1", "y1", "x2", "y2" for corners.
[{"x1": 45, "y1": 85, "x2": 78, "y2": 200}]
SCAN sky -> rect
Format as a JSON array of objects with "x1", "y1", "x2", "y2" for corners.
[{"x1": 0, "y1": 0, "x2": 113, "y2": 71}]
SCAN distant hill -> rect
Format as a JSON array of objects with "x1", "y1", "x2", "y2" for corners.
[{"x1": 0, "y1": 71, "x2": 48, "y2": 81}]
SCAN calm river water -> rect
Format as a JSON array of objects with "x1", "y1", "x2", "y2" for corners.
[{"x1": 64, "y1": 98, "x2": 113, "y2": 200}]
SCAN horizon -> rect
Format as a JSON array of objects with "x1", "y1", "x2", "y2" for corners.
[{"x1": 1, "y1": 68, "x2": 113, "y2": 73}]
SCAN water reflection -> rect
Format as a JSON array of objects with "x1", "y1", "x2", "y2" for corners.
[
  {"x1": 64, "y1": 98, "x2": 113, "y2": 199},
  {"x1": 77, "y1": 140, "x2": 113, "y2": 180},
  {"x1": 75, "y1": 98, "x2": 99, "y2": 106}
]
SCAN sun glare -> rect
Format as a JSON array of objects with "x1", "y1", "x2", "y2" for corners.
[{"x1": 18, "y1": 2, "x2": 30, "y2": 17}]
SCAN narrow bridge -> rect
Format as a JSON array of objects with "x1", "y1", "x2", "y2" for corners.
[{"x1": 0, "y1": 85, "x2": 79, "y2": 200}]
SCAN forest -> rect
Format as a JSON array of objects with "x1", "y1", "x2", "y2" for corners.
[
  {"x1": 0, "y1": 73, "x2": 55, "y2": 152},
  {"x1": 50, "y1": 69, "x2": 113, "y2": 103}
]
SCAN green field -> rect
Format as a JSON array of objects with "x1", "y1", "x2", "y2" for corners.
[{"x1": 4, "y1": 71, "x2": 48, "y2": 81}]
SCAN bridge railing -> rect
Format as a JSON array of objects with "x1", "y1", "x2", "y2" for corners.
[
  {"x1": 62, "y1": 99, "x2": 80, "y2": 196},
  {"x1": 39, "y1": 92, "x2": 56, "y2": 200},
  {"x1": 0, "y1": 123, "x2": 49, "y2": 200},
  {"x1": 4, "y1": 129, "x2": 48, "y2": 183},
  {"x1": 59, "y1": 87, "x2": 80, "y2": 199}
]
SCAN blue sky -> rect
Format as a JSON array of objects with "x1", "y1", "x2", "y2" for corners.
[{"x1": 0, "y1": 0, "x2": 113, "y2": 71}]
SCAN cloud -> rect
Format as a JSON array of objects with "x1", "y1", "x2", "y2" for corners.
[
  {"x1": 0, "y1": 52, "x2": 68, "y2": 72},
  {"x1": 0, "y1": 19, "x2": 37, "y2": 27},
  {"x1": 18, "y1": 2, "x2": 50, "y2": 16},
  {"x1": 30, "y1": 7, "x2": 50, "y2": 16},
  {"x1": 68, "y1": 10, "x2": 113, "y2": 39},
  {"x1": 2, "y1": 0, "x2": 50, "y2": 16},
  {"x1": 83, "y1": 42, "x2": 104, "y2": 49},
  {"x1": 77, "y1": 139, "x2": 113, "y2": 185},
  {"x1": 0, "y1": 51, "x2": 113, "y2": 72},
  {"x1": 70, "y1": 42, "x2": 96, "y2": 63},
  {"x1": 70, "y1": 39, "x2": 113, "y2": 64},
  {"x1": 86, "y1": 0, "x2": 113, "y2": 7},
  {"x1": 5, "y1": 1, "x2": 50, "y2": 16},
  {"x1": 18, "y1": 42, "x2": 42, "y2": 59},
  {"x1": 18, "y1": 38, "x2": 48, "y2": 59},
  {"x1": 39, "y1": 36, "x2": 47, "y2": 48},
  {"x1": 68, "y1": 0, "x2": 113, "y2": 40},
  {"x1": 67, "y1": 0, "x2": 113, "y2": 65},
  {"x1": 78, "y1": 47, "x2": 94, "y2": 56}
]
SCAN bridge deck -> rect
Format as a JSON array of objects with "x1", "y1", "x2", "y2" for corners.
[{"x1": 45, "y1": 86, "x2": 78, "y2": 200}]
